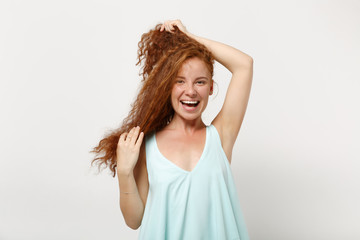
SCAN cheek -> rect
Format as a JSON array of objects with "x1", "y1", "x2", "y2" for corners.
[
  {"x1": 170, "y1": 88, "x2": 180, "y2": 106},
  {"x1": 171, "y1": 88, "x2": 179, "y2": 100},
  {"x1": 198, "y1": 86, "x2": 211, "y2": 97}
]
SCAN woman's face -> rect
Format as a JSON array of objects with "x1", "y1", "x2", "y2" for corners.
[{"x1": 171, "y1": 57, "x2": 213, "y2": 122}]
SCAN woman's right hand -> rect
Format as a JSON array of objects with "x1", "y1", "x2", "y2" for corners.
[{"x1": 116, "y1": 126, "x2": 144, "y2": 174}]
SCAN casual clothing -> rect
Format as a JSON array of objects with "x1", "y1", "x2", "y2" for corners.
[{"x1": 138, "y1": 124, "x2": 249, "y2": 240}]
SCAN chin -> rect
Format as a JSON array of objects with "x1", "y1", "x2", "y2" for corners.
[
  {"x1": 175, "y1": 106, "x2": 206, "y2": 122},
  {"x1": 180, "y1": 114, "x2": 202, "y2": 121}
]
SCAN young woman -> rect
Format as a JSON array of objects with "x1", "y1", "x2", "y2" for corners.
[{"x1": 91, "y1": 20, "x2": 253, "y2": 239}]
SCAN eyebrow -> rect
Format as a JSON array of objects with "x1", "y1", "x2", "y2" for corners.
[{"x1": 176, "y1": 76, "x2": 209, "y2": 81}]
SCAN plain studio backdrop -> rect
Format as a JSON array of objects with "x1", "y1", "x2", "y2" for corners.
[{"x1": 0, "y1": 0, "x2": 359, "y2": 239}]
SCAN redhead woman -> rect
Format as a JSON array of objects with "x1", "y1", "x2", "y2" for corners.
[{"x1": 91, "y1": 20, "x2": 253, "y2": 240}]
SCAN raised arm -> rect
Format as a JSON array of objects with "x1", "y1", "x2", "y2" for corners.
[{"x1": 161, "y1": 20, "x2": 253, "y2": 162}]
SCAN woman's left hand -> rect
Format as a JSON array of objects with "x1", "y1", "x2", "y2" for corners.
[{"x1": 160, "y1": 19, "x2": 188, "y2": 34}]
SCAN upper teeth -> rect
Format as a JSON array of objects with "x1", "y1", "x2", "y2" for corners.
[{"x1": 182, "y1": 101, "x2": 198, "y2": 104}]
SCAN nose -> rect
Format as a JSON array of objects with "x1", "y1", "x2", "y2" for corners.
[{"x1": 185, "y1": 83, "x2": 196, "y2": 97}]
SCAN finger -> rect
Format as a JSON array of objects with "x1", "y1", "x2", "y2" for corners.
[
  {"x1": 135, "y1": 132, "x2": 144, "y2": 149},
  {"x1": 175, "y1": 20, "x2": 183, "y2": 27},
  {"x1": 165, "y1": 22, "x2": 172, "y2": 32},
  {"x1": 160, "y1": 24, "x2": 165, "y2": 32},
  {"x1": 167, "y1": 25, "x2": 174, "y2": 33},
  {"x1": 119, "y1": 133, "x2": 127, "y2": 142},
  {"x1": 169, "y1": 21, "x2": 176, "y2": 31},
  {"x1": 130, "y1": 126, "x2": 140, "y2": 145},
  {"x1": 171, "y1": 20, "x2": 186, "y2": 33},
  {"x1": 126, "y1": 127, "x2": 136, "y2": 142}
]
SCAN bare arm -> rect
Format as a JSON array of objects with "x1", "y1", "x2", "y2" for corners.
[
  {"x1": 161, "y1": 20, "x2": 254, "y2": 161},
  {"x1": 117, "y1": 127, "x2": 147, "y2": 229},
  {"x1": 117, "y1": 171, "x2": 144, "y2": 229}
]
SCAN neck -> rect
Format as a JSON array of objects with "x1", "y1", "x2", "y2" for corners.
[{"x1": 167, "y1": 114, "x2": 205, "y2": 134}]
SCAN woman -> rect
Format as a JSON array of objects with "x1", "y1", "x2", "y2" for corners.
[{"x1": 91, "y1": 20, "x2": 253, "y2": 239}]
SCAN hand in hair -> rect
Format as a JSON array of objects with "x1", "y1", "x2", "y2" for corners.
[
  {"x1": 116, "y1": 126, "x2": 144, "y2": 174},
  {"x1": 160, "y1": 19, "x2": 188, "y2": 34}
]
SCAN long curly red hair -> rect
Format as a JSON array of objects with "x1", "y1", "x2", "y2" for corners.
[{"x1": 90, "y1": 24, "x2": 214, "y2": 177}]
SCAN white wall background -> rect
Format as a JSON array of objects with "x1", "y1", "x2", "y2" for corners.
[{"x1": 1, "y1": 0, "x2": 359, "y2": 239}]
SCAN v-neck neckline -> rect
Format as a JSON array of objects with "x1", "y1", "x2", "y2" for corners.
[{"x1": 154, "y1": 125, "x2": 209, "y2": 174}]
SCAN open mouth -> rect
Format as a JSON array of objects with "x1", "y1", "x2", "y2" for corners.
[{"x1": 180, "y1": 100, "x2": 200, "y2": 107}]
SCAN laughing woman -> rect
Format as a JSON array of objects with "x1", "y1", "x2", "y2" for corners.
[{"x1": 91, "y1": 20, "x2": 253, "y2": 240}]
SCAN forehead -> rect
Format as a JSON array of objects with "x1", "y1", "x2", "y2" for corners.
[{"x1": 177, "y1": 57, "x2": 211, "y2": 78}]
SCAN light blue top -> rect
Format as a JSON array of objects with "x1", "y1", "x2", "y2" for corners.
[{"x1": 138, "y1": 124, "x2": 249, "y2": 240}]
